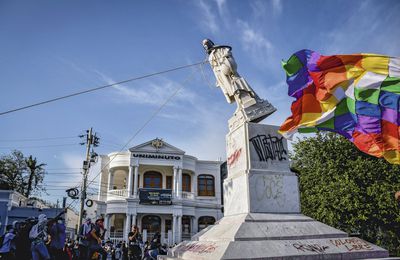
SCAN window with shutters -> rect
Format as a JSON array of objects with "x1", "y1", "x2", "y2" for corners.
[{"x1": 197, "y1": 175, "x2": 215, "y2": 196}]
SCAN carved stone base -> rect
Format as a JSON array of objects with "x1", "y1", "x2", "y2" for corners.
[
  {"x1": 160, "y1": 123, "x2": 389, "y2": 259},
  {"x1": 229, "y1": 100, "x2": 276, "y2": 131},
  {"x1": 162, "y1": 213, "x2": 388, "y2": 260}
]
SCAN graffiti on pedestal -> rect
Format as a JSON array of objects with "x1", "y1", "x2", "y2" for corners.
[
  {"x1": 292, "y1": 242, "x2": 329, "y2": 253},
  {"x1": 249, "y1": 134, "x2": 287, "y2": 162},
  {"x1": 330, "y1": 238, "x2": 373, "y2": 251},
  {"x1": 176, "y1": 242, "x2": 217, "y2": 254},
  {"x1": 227, "y1": 148, "x2": 242, "y2": 167},
  {"x1": 255, "y1": 175, "x2": 285, "y2": 206}
]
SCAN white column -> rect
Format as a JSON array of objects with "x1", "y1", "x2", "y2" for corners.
[
  {"x1": 191, "y1": 216, "x2": 198, "y2": 234},
  {"x1": 133, "y1": 165, "x2": 139, "y2": 198},
  {"x1": 98, "y1": 170, "x2": 103, "y2": 200},
  {"x1": 132, "y1": 214, "x2": 137, "y2": 228},
  {"x1": 124, "y1": 214, "x2": 131, "y2": 242},
  {"x1": 193, "y1": 173, "x2": 197, "y2": 197},
  {"x1": 173, "y1": 167, "x2": 178, "y2": 198},
  {"x1": 107, "y1": 170, "x2": 113, "y2": 191},
  {"x1": 104, "y1": 214, "x2": 111, "y2": 239},
  {"x1": 177, "y1": 168, "x2": 182, "y2": 199},
  {"x1": 172, "y1": 214, "x2": 176, "y2": 244},
  {"x1": 177, "y1": 215, "x2": 182, "y2": 243},
  {"x1": 127, "y1": 166, "x2": 133, "y2": 197},
  {"x1": 161, "y1": 216, "x2": 166, "y2": 244}
]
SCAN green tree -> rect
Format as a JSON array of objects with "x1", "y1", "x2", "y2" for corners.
[
  {"x1": 0, "y1": 150, "x2": 46, "y2": 197},
  {"x1": 291, "y1": 132, "x2": 400, "y2": 256},
  {"x1": 0, "y1": 150, "x2": 26, "y2": 193},
  {"x1": 25, "y1": 155, "x2": 46, "y2": 198}
]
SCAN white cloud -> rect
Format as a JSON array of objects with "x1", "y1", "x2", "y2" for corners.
[
  {"x1": 321, "y1": 1, "x2": 399, "y2": 55},
  {"x1": 256, "y1": 80, "x2": 288, "y2": 103},
  {"x1": 61, "y1": 153, "x2": 83, "y2": 172},
  {"x1": 215, "y1": 0, "x2": 226, "y2": 14},
  {"x1": 250, "y1": 1, "x2": 267, "y2": 19},
  {"x1": 250, "y1": 0, "x2": 282, "y2": 18},
  {"x1": 196, "y1": 0, "x2": 219, "y2": 34},
  {"x1": 237, "y1": 20, "x2": 275, "y2": 68},
  {"x1": 93, "y1": 70, "x2": 198, "y2": 107},
  {"x1": 272, "y1": 0, "x2": 282, "y2": 15},
  {"x1": 239, "y1": 21, "x2": 273, "y2": 51},
  {"x1": 165, "y1": 100, "x2": 230, "y2": 161}
]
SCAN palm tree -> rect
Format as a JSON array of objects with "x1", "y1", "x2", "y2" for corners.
[{"x1": 25, "y1": 155, "x2": 46, "y2": 198}]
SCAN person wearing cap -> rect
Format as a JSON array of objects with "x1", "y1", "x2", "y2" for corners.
[
  {"x1": 49, "y1": 217, "x2": 67, "y2": 260},
  {"x1": 0, "y1": 225, "x2": 16, "y2": 260},
  {"x1": 87, "y1": 218, "x2": 107, "y2": 260},
  {"x1": 29, "y1": 214, "x2": 51, "y2": 260}
]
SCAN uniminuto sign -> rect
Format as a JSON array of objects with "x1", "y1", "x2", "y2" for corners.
[{"x1": 132, "y1": 153, "x2": 181, "y2": 160}]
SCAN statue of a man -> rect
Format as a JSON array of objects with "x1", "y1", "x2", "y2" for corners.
[{"x1": 202, "y1": 39, "x2": 276, "y2": 124}]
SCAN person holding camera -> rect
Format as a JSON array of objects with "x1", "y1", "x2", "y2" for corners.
[{"x1": 127, "y1": 225, "x2": 142, "y2": 260}]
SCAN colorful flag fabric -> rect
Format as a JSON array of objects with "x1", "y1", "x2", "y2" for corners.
[{"x1": 279, "y1": 49, "x2": 400, "y2": 164}]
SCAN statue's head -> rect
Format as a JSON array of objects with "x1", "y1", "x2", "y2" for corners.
[{"x1": 202, "y1": 39, "x2": 215, "y2": 54}]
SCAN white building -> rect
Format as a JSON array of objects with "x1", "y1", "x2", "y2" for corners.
[{"x1": 93, "y1": 138, "x2": 223, "y2": 245}]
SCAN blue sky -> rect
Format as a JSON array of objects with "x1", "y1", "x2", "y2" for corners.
[{"x1": 0, "y1": 0, "x2": 399, "y2": 206}]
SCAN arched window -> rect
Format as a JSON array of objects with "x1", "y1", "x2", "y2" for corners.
[
  {"x1": 143, "y1": 171, "x2": 162, "y2": 188},
  {"x1": 198, "y1": 216, "x2": 215, "y2": 231},
  {"x1": 141, "y1": 215, "x2": 161, "y2": 234},
  {"x1": 197, "y1": 175, "x2": 215, "y2": 196},
  {"x1": 182, "y1": 173, "x2": 191, "y2": 192}
]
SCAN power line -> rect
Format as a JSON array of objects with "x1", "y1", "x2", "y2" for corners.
[
  {"x1": 20, "y1": 62, "x2": 204, "y2": 212},
  {"x1": 85, "y1": 66, "x2": 199, "y2": 191},
  {"x1": 0, "y1": 136, "x2": 78, "y2": 142},
  {"x1": 0, "y1": 143, "x2": 79, "y2": 149},
  {"x1": 46, "y1": 180, "x2": 80, "y2": 187},
  {"x1": 0, "y1": 60, "x2": 206, "y2": 116},
  {"x1": 46, "y1": 168, "x2": 82, "y2": 170},
  {"x1": 46, "y1": 172, "x2": 82, "y2": 175}
]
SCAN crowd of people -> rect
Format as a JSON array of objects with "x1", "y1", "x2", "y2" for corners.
[{"x1": 0, "y1": 214, "x2": 168, "y2": 260}]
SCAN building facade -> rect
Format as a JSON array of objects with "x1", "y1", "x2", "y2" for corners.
[
  {"x1": 92, "y1": 139, "x2": 223, "y2": 245},
  {"x1": 0, "y1": 190, "x2": 78, "y2": 237}
]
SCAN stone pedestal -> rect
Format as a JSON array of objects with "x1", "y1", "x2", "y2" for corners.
[
  {"x1": 162, "y1": 123, "x2": 389, "y2": 259},
  {"x1": 224, "y1": 123, "x2": 299, "y2": 215}
]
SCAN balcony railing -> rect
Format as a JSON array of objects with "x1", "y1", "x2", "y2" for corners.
[
  {"x1": 107, "y1": 189, "x2": 128, "y2": 200},
  {"x1": 182, "y1": 191, "x2": 195, "y2": 200},
  {"x1": 106, "y1": 188, "x2": 200, "y2": 201},
  {"x1": 107, "y1": 231, "x2": 124, "y2": 244}
]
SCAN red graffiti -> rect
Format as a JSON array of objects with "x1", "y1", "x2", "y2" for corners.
[
  {"x1": 330, "y1": 238, "x2": 373, "y2": 251},
  {"x1": 178, "y1": 242, "x2": 217, "y2": 254},
  {"x1": 228, "y1": 148, "x2": 242, "y2": 167}
]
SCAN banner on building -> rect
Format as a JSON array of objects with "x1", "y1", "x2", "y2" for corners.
[{"x1": 139, "y1": 188, "x2": 172, "y2": 205}]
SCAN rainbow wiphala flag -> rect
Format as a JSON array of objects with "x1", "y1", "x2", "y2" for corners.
[{"x1": 279, "y1": 49, "x2": 400, "y2": 164}]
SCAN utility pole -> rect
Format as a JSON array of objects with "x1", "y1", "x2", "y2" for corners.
[{"x1": 78, "y1": 128, "x2": 99, "y2": 231}]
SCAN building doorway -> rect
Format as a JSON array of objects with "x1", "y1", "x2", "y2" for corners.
[{"x1": 142, "y1": 215, "x2": 161, "y2": 240}]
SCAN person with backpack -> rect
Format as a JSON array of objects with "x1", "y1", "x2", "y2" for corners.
[
  {"x1": 29, "y1": 214, "x2": 51, "y2": 260},
  {"x1": 0, "y1": 225, "x2": 16, "y2": 260},
  {"x1": 78, "y1": 218, "x2": 93, "y2": 260}
]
